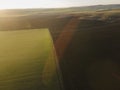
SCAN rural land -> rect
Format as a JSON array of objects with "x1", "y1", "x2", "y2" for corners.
[{"x1": 0, "y1": 4, "x2": 120, "y2": 90}]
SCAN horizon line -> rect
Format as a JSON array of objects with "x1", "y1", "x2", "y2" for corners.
[{"x1": 0, "y1": 3, "x2": 119, "y2": 10}]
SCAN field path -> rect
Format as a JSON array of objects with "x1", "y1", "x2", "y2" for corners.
[{"x1": 42, "y1": 31, "x2": 64, "y2": 90}]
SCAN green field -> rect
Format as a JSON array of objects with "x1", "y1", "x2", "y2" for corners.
[
  {"x1": 0, "y1": 7, "x2": 119, "y2": 90},
  {"x1": 0, "y1": 29, "x2": 61, "y2": 90}
]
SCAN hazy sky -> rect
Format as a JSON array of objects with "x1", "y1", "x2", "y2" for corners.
[{"x1": 0, "y1": 0, "x2": 120, "y2": 9}]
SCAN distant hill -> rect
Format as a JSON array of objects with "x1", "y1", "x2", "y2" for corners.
[
  {"x1": 69, "y1": 4, "x2": 120, "y2": 11},
  {"x1": 0, "y1": 4, "x2": 120, "y2": 16}
]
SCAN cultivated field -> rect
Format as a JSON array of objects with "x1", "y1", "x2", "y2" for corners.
[
  {"x1": 0, "y1": 5, "x2": 120, "y2": 90},
  {"x1": 0, "y1": 29, "x2": 61, "y2": 90}
]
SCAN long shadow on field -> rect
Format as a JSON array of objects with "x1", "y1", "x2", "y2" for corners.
[{"x1": 52, "y1": 19, "x2": 120, "y2": 90}]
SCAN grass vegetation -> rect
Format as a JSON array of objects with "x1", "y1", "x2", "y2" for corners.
[
  {"x1": 0, "y1": 6, "x2": 119, "y2": 90},
  {"x1": 0, "y1": 29, "x2": 61, "y2": 90}
]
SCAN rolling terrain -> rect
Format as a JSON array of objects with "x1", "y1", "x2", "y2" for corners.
[{"x1": 0, "y1": 4, "x2": 120, "y2": 90}]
